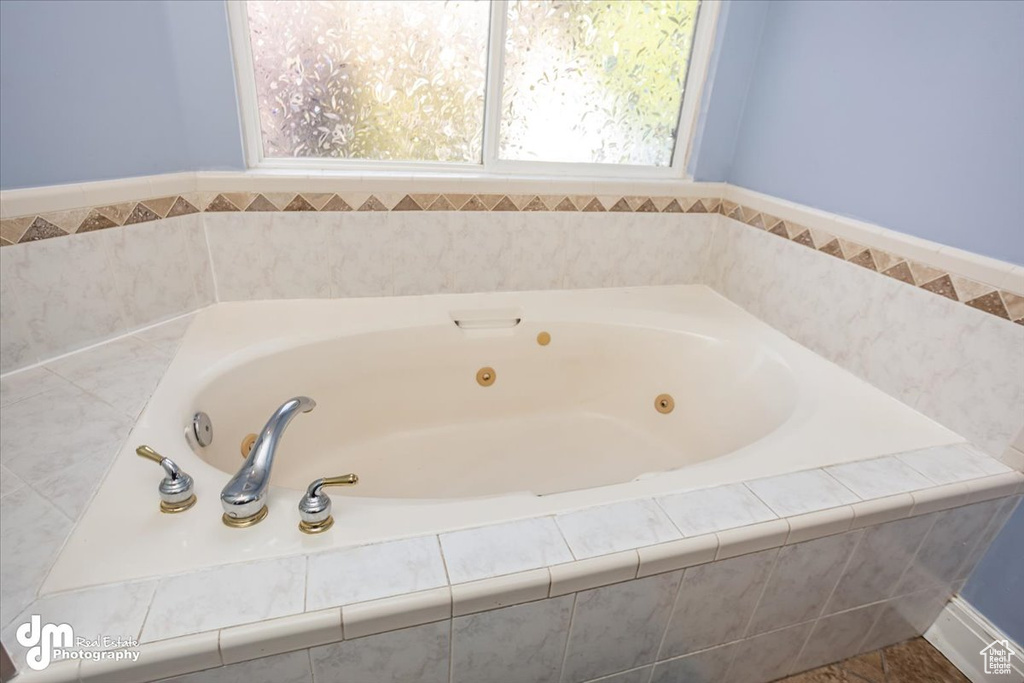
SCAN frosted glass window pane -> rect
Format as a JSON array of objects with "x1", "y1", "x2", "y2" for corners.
[
  {"x1": 246, "y1": 1, "x2": 489, "y2": 162},
  {"x1": 500, "y1": 0, "x2": 700, "y2": 166}
]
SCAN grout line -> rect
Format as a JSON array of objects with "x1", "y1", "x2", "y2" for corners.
[
  {"x1": 555, "y1": 592, "x2": 578, "y2": 683},
  {"x1": 739, "y1": 546, "x2": 783, "y2": 640}
]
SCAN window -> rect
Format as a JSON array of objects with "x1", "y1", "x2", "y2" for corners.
[{"x1": 230, "y1": 0, "x2": 715, "y2": 177}]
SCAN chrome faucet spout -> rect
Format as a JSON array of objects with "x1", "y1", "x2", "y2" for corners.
[{"x1": 220, "y1": 396, "x2": 316, "y2": 526}]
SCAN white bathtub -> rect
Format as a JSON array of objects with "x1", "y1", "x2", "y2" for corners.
[{"x1": 44, "y1": 285, "x2": 961, "y2": 592}]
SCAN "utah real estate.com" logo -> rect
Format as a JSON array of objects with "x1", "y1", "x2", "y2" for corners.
[{"x1": 15, "y1": 616, "x2": 141, "y2": 671}]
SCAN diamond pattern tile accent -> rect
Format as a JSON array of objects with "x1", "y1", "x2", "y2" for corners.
[
  {"x1": 5, "y1": 188, "x2": 1020, "y2": 326},
  {"x1": 284, "y1": 195, "x2": 316, "y2": 212},
  {"x1": 123, "y1": 203, "x2": 160, "y2": 225},
  {"x1": 166, "y1": 197, "x2": 199, "y2": 217},
  {"x1": 460, "y1": 196, "x2": 489, "y2": 211},
  {"x1": 428, "y1": 196, "x2": 456, "y2": 211},
  {"x1": 358, "y1": 196, "x2": 388, "y2": 211},
  {"x1": 20, "y1": 217, "x2": 67, "y2": 241},
  {"x1": 965, "y1": 291, "x2": 1010, "y2": 319},
  {"x1": 77, "y1": 211, "x2": 118, "y2": 232},
  {"x1": 141, "y1": 196, "x2": 178, "y2": 217},
  {"x1": 920, "y1": 274, "x2": 958, "y2": 301},
  {"x1": 391, "y1": 195, "x2": 421, "y2": 211},
  {"x1": 492, "y1": 196, "x2": 519, "y2": 211},
  {"x1": 320, "y1": 195, "x2": 353, "y2": 212},
  {"x1": 206, "y1": 194, "x2": 240, "y2": 212},
  {"x1": 245, "y1": 194, "x2": 279, "y2": 212},
  {"x1": 882, "y1": 261, "x2": 915, "y2": 285}
]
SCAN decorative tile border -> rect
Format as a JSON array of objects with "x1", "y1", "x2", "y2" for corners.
[
  {"x1": 0, "y1": 190, "x2": 1020, "y2": 325},
  {"x1": 718, "y1": 200, "x2": 1024, "y2": 325}
]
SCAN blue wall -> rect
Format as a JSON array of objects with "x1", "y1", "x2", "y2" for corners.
[
  {"x1": 688, "y1": 0, "x2": 768, "y2": 183},
  {"x1": 0, "y1": 0, "x2": 243, "y2": 189},
  {"x1": 963, "y1": 502, "x2": 1024, "y2": 644},
  {"x1": 711, "y1": 0, "x2": 1024, "y2": 265}
]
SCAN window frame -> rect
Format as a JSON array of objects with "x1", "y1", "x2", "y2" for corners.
[{"x1": 226, "y1": 0, "x2": 720, "y2": 180}]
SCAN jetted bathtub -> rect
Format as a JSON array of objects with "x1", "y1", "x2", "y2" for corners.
[{"x1": 44, "y1": 285, "x2": 961, "y2": 592}]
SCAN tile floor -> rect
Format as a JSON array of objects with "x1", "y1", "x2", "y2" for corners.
[{"x1": 778, "y1": 637, "x2": 969, "y2": 682}]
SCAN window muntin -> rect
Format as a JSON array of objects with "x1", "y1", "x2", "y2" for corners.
[
  {"x1": 235, "y1": 0, "x2": 708, "y2": 175},
  {"x1": 499, "y1": 0, "x2": 700, "y2": 166},
  {"x1": 246, "y1": 0, "x2": 489, "y2": 162}
]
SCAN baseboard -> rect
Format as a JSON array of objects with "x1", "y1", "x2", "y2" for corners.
[{"x1": 925, "y1": 596, "x2": 1024, "y2": 682}]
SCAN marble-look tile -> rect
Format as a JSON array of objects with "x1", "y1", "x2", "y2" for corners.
[
  {"x1": 562, "y1": 571, "x2": 682, "y2": 683},
  {"x1": 748, "y1": 532, "x2": 859, "y2": 635},
  {"x1": 556, "y1": 499, "x2": 682, "y2": 560},
  {"x1": 825, "y1": 457, "x2": 934, "y2": 499},
  {"x1": 716, "y1": 519, "x2": 790, "y2": 559},
  {"x1": 46, "y1": 335, "x2": 172, "y2": 418},
  {"x1": 626, "y1": 214, "x2": 716, "y2": 287},
  {"x1": 660, "y1": 548, "x2": 777, "y2": 659},
  {"x1": 453, "y1": 568, "x2": 550, "y2": 616},
  {"x1": 327, "y1": 212, "x2": 394, "y2": 297},
  {"x1": 306, "y1": 536, "x2": 448, "y2": 611},
  {"x1": 507, "y1": 213, "x2": 568, "y2": 291},
  {"x1": 564, "y1": 213, "x2": 635, "y2": 289},
  {"x1": 825, "y1": 514, "x2": 936, "y2": 614},
  {"x1": 860, "y1": 587, "x2": 953, "y2": 652},
  {"x1": 262, "y1": 212, "x2": 331, "y2": 299},
  {"x1": 896, "y1": 444, "x2": 1011, "y2": 485},
  {"x1": 310, "y1": 620, "x2": 450, "y2": 683},
  {"x1": 140, "y1": 556, "x2": 306, "y2": 642},
  {"x1": 896, "y1": 499, "x2": 1001, "y2": 594},
  {"x1": 451, "y1": 595, "x2": 573, "y2": 683},
  {"x1": 0, "y1": 465, "x2": 25, "y2": 499},
  {"x1": 637, "y1": 534, "x2": 718, "y2": 578},
  {"x1": 392, "y1": 212, "x2": 454, "y2": 296},
  {"x1": 1, "y1": 581, "x2": 156, "y2": 661},
  {"x1": 795, "y1": 603, "x2": 885, "y2": 673},
  {"x1": 132, "y1": 314, "x2": 195, "y2": 354},
  {"x1": 746, "y1": 470, "x2": 860, "y2": 517},
  {"x1": 850, "y1": 493, "x2": 914, "y2": 529},
  {"x1": 440, "y1": 518, "x2": 573, "y2": 584},
  {"x1": 204, "y1": 213, "x2": 270, "y2": 301},
  {"x1": 219, "y1": 609, "x2": 341, "y2": 665},
  {"x1": 181, "y1": 215, "x2": 216, "y2": 306},
  {"x1": 786, "y1": 506, "x2": 854, "y2": 545},
  {"x1": 157, "y1": 650, "x2": 312, "y2": 683},
  {"x1": 0, "y1": 262, "x2": 37, "y2": 372},
  {"x1": 0, "y1": 487, "x2": 72, "y2": 628},
  {"x1": 1, "y1": 232, "x2": 126, "y2": 360},
  {"x1": 80, "y1": 631, "x2": 221, "y2": 683},
  {"x1": 549, "y1": 552, "x2": 638, "y2": 597},
  {"x1": 103, "y1": 216, "x2": 198, "y2": 327},
  {"x1": 451, "y1": 213, "x2": 515, "y2": 293},
  {"x1": 727, "y1": 621, "x2": 814, "y2": 683},
  {"x1": 0, "y1": 366, "x2": 70, "y2": 407},
  {"x1": 0, "y1": 382, "x2": 131, "y2": 499},
  {"x1": 656, "y1": 483, "x2": 777, "y2": 537},
  {"x1": 342, "y1": 587, "x2": 451, "y2": 640},
  {"x1": 584, "y1": 666, "x2": 652, "y2": 683},
  {"x1": 705, "y1": 216, "x2": 1024, "y2": 457},
  {"x1": 649, "y1": 642, "x2": 738, "y2": 683}
]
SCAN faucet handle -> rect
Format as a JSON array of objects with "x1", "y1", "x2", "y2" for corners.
[
  {"x1": 298, "y1": 474, "x2": 358, "y2": 534},
  {"x1": 136, "y1": 445, "x2": 197, "y2": 513}
]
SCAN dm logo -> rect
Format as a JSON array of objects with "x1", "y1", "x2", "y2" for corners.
[{"x1": 15, "y1": 615, "x2": 73, "y2": 671}]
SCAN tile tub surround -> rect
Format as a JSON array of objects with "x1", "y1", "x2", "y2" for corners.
[
  {"x1": 0, "y1": 476, "x2": 1019, "y2": 683},
  {"x1": 0, "y1": 187, "x2": 1019, "y2": 321},
  {"x1": 1, "y1": 318, "x2": 1022, "y2": 683}
]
